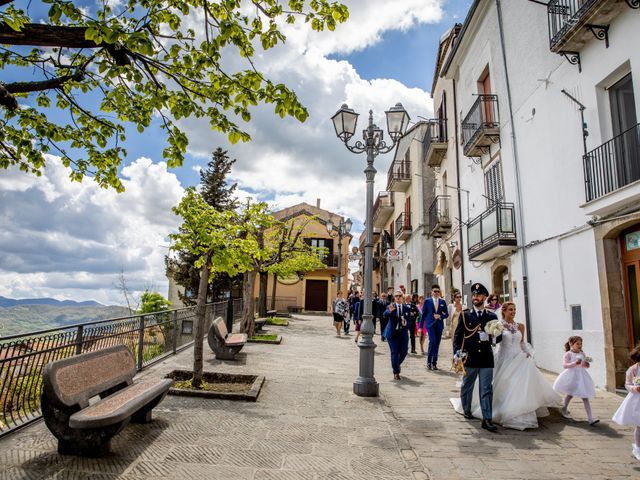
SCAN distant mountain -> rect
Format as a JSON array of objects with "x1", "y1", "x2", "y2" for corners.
[
  {"x1": 0, "y1": 296, "x2": 104, "y2": 308},
  {"x1": 0, "y1": 304, "x2": 132, "y2": 337}
]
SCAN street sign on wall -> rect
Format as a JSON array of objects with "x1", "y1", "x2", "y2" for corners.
[{"x1": 386, "y1": 249, "x2": 402, "y2": 261}]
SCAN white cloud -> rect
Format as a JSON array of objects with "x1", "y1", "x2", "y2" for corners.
[{"x1": 0, "y1": 156, "x2": 184, "y2": 305}]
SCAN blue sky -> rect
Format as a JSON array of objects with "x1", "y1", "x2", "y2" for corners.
[{"x1": 0, "y1": 0, "x2": 474, "y2": 304}]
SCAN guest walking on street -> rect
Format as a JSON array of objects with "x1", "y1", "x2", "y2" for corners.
[
  {"x1": 422, "y1": 285, "x2": 449, "y2": 370},
  {"x1": 383, "y1": 291, "x2": 409, "y2": 380},
  {"x1": 446, "y1": 291, "x2": 463, "y2": 339},
  {"x1": 353, "y1": 294, "x2": 364, "y2": 343},
  {"x1": 331, "y1": 291, "x2": 347, "y2": 336},
  {"x1": 379, "y1": 291, "x2": 392, "y2": 342},
  {"x1": 407, "y1": 294, "x2": 420, "y2": 354}
]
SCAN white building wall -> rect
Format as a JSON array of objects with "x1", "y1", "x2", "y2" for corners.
[{"x1": 444, "y1": 0, "x2": 640, "y2": 386}]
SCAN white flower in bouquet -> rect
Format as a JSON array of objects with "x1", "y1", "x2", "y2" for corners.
[
  {"x1": 632, "y1": 376, "x2": 640, "y2": 386},
  {"x1": 484, "y1": 319, "x2": 504, "y2": 337},
  {"x1": 585, "y1": 356, "x2": 593, "y2": 363}
]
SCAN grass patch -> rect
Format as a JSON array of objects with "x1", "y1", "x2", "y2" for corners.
[
  {"x1": 265, "y1": 317, "x2": 289, "y2": 326},
  {"x1": 250, "y1": 334, "x2": 279, "y2": 341}
]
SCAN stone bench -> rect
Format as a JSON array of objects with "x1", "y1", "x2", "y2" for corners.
[
  {"x1": 266, "y1": 310, "x2": 277, "y2": 317},
  {"x1": 41, "y1": 344, "x2": 173, "y2": 457},
  {"x1": 254, "y1": 317, "x2": 269, "y2": 332},
  {"x1": 207, "y1": 317, "x2": 248, "y2": 360}
]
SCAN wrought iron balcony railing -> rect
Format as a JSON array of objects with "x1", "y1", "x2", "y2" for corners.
[
  {"x1": 424, "y1": 118, "x2": 448, "y2": 167},
  {"x1": 428, "y1": 195, "x2": 452, "y2": 238},
  {"x1": 394, "y1": 212, "x2": 412, "y2": 241},
  {"x1": 461, "y1": 95, "x2": 500, "y2": 157},
  {"x1": 583, "y1": 123, "x2": 640, "y2": 202},
  {"x1": 467, "y1": 202, "x2": 517, "y2": 260},
  {"x1": 373, "y1": 191, "x2": 395, "y2": 228},
  {"x1": 319, "y1": 253, "x2": 340, "y2": 268},
  {"x1": 387, "y1": 160, "x2": 411, "y2": 192}
]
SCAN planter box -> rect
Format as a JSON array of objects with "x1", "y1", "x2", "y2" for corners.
[
  {"x1": 248, "y1": 335, "x2": 282, "y2": 344},
  {"x1": 166, "y1": 370, "x2": 265, "y2": 402}
]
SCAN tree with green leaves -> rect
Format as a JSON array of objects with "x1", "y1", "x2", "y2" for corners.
[
  {"x1": 170, "y1": 187, "x2": 272, "y2": 387},
  {"x1": 139, "y1": 290, "x2": 173, "y2": 348},
  {"x1": 165, "y1": 147, "x2": 240, "y2": 306},
  {"x1": 0, "y1": 0, "x2": 348, "y2": 190},
  {"x1": 256, "y1": 216, "x2": 325, "y2": 316}
]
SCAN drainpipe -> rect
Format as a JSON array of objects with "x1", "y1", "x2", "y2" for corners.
[
  {"x1": 452, "y1": 78, "x2": 466, "y2": 288},
  {"x1": 495, "y1": 0, "x2": 533, "y2": 343}
]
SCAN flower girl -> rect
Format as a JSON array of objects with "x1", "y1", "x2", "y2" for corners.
[
  {"x1": 612, "y1": 345, "x2": 640, "y2": 461},
  {"x1": 552, "y1": 336, "x2": 599, "y2": 425}
]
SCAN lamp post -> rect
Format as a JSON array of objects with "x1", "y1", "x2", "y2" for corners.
[
  {"x1": 331, "y1": 103, "x2": 410, "y2": 397},
  {"x1": 325, "y1": 217, "x2": 353, "y2": 293}
]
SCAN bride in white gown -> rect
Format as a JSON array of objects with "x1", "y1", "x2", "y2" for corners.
[{"x1": 452, "y1": 302, "x2": 559, "y2": 429}]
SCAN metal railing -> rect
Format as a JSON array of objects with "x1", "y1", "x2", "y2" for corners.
[
  {"x1": 423, "y1": 118, "x2": 448, "y2": 158},
  {"x1": 467, "y1": 202, "x2": 516, "y2": 256},
  {"x1": 584, "y1": 123, "x2": 640, "y2": 202},
  {"x1": 373, "y1": 191, "x2": 394, "y2": 217},
  {"x1": 254, "y1": 296, "x2": 298, "y2": 312},
  {"x1": 387, "y1": 160, "x2": 411, "y2": 189},
  {"x1": 428, "y1": 195, "x2": 452, "y2": 235},
  {"x1": 461, "y1": 94, "x2": 499, "y2": 152},
  {"x1": 0, "y1": 299, "x2": 243, "y2": 437},
  {"x1": 547, "y1": 0, "x2": 598, "y2": 50},
  {"x1": 394, "y1": 212, "x2": 412, "y2": 239}
]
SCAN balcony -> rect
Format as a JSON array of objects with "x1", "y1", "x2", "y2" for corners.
[
  {"x1": 387, "y1": 160, "x2": 411, "y2": 192},
  {"x1": 467, "y1": 203, "x2": 517, "y2": 261},
  {"x1": 424, "y1": 118, "x2": 448, "y2": 167},
  {"x1": 583, "y1": 123, "x2": 640, "y2": 203},
  {"x1": 320, "y1": 253, "x2": 340, "y2": 268},
  {"x1": 428, "y1": 195, "x2": 452, "y2": 238},
  {"x1": 394, "y1": 212, "x2": 412, "y2": 241},
  {"x1": 547, "y1": 0, "x2": 632, "y2": 54},
  {"x1": 461, "y1": 95, "x2": 500, "y2": 157},
  {"x1": 373, "y1": 191, "x2": 395, "y2": 228}
]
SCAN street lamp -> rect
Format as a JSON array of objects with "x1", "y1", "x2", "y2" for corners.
[
  {"x1": 326, "y1": 217, "x2": 353, "y2": 293},
  {"x1": 331, "y1": 103, "x2": 410, "y2": 397}
]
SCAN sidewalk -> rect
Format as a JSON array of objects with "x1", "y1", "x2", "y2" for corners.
[{"x1": 0, "y1": 314, "x2": 638, "y2": 479}]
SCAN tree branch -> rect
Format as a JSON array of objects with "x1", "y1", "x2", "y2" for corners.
[
  {"x1": 3, "y1": 72, "x2": 84, "y2": 95},
  {"x1": 0, "y1": 0, "x2": 15, "y2": 7},
  {"x1": 0, "y1": 24, "x2": 94, "y2": 48},
  {"x1": 0, "y1": 83, "x2": 18, "y2": 110}
]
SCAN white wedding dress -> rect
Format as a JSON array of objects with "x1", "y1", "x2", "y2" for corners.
[
  {"x1": 451, "y1": 323, "x2": 560, "y2": 429},
  {"x1": 492, "y1": 325, "x2": 560, "y2": 429}
]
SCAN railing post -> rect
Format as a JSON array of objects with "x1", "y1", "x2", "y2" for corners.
[
  {"x1": 75, "y1": 325, "x2": 84, "y2": 355},
  {"x1": 172, "y1": 310, "x2": 178, "y2": 354},
  {"x1": 137, "y1": 315, "x2": 145, "y2": 370},
  {"x1": 226, "y1": 297, "x2": 234, "y2": 333}
]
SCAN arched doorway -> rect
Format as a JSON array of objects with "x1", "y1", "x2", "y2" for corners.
[{"x1": 491, "y1": 261, "x2": 511, "y2": 303}]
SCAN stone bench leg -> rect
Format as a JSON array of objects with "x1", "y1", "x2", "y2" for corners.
[{"x1": 130, "y1": 391, "x2": 168, "y2": 424}]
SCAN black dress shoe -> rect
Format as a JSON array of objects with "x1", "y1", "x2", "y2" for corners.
[
  {"x1": 432, "y1": 364, "x2": 439, "y2": 371},
  {"x1": 427, "y1": 363, "x2": 432, "y2": 370},
  {"x1": 463, "y1": 412, "x2": 474, "y2": 420},
  {"x1": 481, "y1": 420, "x2": 498, "y2": 432},
  {"x1": 410, "y1": 350, "x2": 417, "y2": 354}
]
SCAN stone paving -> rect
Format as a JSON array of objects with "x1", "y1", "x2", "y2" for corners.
[{"x1": 0, "y1": 314, "x2": 638, "y2": 479}]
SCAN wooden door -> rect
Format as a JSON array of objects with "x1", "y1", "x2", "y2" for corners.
[
  {"x1": 479, "y1": 70, "x2": 493, "y2": 124},
  {"x1": 305, "y1": 280, "x2": 328, "y2": 311},
  {"x1": 621, "y1": 225, "x2": 640, "y2": 348}
]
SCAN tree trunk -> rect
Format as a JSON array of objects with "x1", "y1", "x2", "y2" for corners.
[
  {"x1": 258, "y1": 271, "x2": 268, "y2": 317},
  {"x1": 241, "y1": 271, "x2": 257, "y2": 337},
  {"x1": 192, "y1": 259, "x2": 210, "y2": 389},
  {"x1": 270, "y1": 274, "x2": 278, "y2": 311}
]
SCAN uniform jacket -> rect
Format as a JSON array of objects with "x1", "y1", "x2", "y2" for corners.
[
  {"x1": 452, "y1": 308, "x2": 502, "y2": 368},
  {"x1": 420, "y1": 297, "x2": 449, "y2": 329}
]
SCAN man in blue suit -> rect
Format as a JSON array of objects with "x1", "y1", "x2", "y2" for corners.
[
  {"x1": 421, "y1": 284, "x2": 449, "y2": 370},
  {"x1": 383, "y1": 291, "x2": 410, "y2": 380}
]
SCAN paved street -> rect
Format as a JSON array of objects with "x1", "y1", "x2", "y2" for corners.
[{"x1": 0, "y1": 314, "x2": 638, "y2": 479}]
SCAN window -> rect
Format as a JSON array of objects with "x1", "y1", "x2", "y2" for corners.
[
  {"x1": 484, "y1": 161, "x2": 504, "y2": 205},
  {"x1": 305, "y1": 238, "x2": 333, "y2": 259}
]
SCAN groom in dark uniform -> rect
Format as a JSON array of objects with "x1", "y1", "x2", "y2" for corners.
[{"x1": 452, "y1": 282, "x2": 502, "y2": 432}]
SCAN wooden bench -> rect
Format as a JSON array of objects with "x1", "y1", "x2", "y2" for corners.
[
  {"x1": 207, "y1": 317, "x2": 247, "y2": 360},
  {"x1": 41, "y1": 345, "x2": 173, "y2": 457}
]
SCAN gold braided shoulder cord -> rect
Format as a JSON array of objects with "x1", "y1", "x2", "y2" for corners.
[{"x1": 452, "y1": 310, "x2": 480, "y2": 375}]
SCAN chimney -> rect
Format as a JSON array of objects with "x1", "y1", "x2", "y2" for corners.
[{"x1": 316, "y1": 198, "x2": 321, "y2": 208}]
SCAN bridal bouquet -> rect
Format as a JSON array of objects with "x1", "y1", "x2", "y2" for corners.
[
  {"x1": 632, "y1": 376, "x2": 640, "y2": 386},
  {"x1": 484, "y1": 319, "x2": 504, "y2": 337}
]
